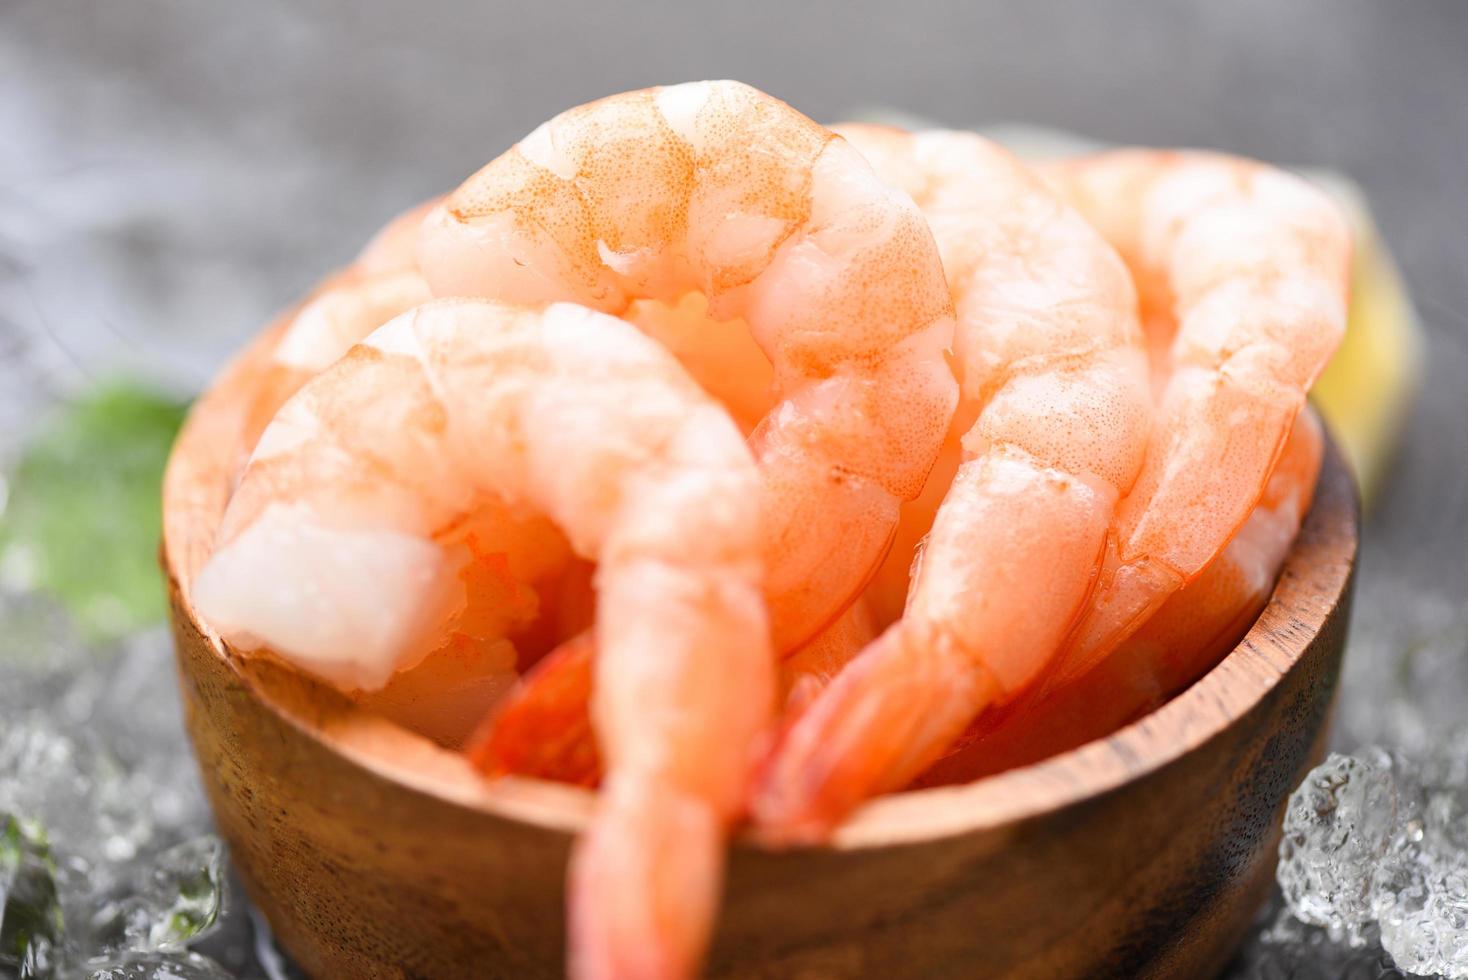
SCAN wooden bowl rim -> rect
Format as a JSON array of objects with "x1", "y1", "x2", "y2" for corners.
[{"x1": 163, "y1": 336, "x2": 1359, "y2": 853}]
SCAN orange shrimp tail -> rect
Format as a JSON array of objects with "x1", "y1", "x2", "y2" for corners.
[
  {"x1": 569, "y1": 776, "x2": 722, "y2": 980},
  {"x1": 479, "y1": 598, "x2": 877, "y2": 785},
  {"x1": 466, "y1": 633, "x2": 601, "y2": 786},
  {"x1": 1047, "y1": 549, "x2": 1183, "y2": 687},
  {"x1": 751, "y1": 626, "x2": 1000, "y2": 844}
]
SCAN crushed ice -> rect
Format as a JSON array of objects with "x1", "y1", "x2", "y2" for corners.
[
  {"x1": 1243, "y1": 602, "x2": 1468, "y2": 980},
  {"x1": 0, "y1": 590, "x2": 270, "y2": 979}
]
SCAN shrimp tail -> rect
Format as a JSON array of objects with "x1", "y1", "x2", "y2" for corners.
[
  {"x1": 478, "y1": 598, "x2": 877, "y2": 785},
  {"x1": 1048, "y1": 550, "x2": 1184, "y2": 685},
  {"x1": 467, "y1": 632, "x2": 600, "y2": 786},
  {"x1": 752, "y1": 626, "x2": 999, "y2": 844},
  {"x1": 569, "y1": 774, "x2": 722, "y2": 980}
]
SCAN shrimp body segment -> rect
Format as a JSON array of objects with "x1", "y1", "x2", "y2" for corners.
[
  {"x1": 194, "y1": 299, "x2": 774, "y2": 980},
  {"x1": 920, "y1": 407, "x2": 1324, "y2": 785},
  {"x1": 241, "y1": 198, "x2": 441, "y2": 450},
  {"x1": 752, "y1": 127, "x2": 1152, "y2": 841},
  {"x1": 418, "y1": 81, "x2": 958, "y2": 651},
  {"x1": 1042, "y1": 150, "x2": 1351, "y2": 684}
]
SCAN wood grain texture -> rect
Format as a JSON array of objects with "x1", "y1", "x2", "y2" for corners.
[{"x1": 163, "y1": 341, "x2": 1358, "y2": 978}]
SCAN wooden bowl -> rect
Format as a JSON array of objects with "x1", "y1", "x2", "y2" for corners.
[{"x1": 163, "y1": 329, "x2": 1359, "y2": 979}]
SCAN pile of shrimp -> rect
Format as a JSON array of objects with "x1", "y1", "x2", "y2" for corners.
[{"x1": 191, "y1": 81, "x2": 1350, "y2": 980}]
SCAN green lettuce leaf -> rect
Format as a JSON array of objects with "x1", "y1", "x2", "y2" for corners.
[{"x1": 0, "y1": 382, "x2": 188, "y2": 641}]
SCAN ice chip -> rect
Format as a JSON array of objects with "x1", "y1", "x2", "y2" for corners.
[
  {"x1": 88, "y1": 634, "x2": 211, "y2": 839},
  {"x1": 1277, "y1": 752, "x2": 1409, "y2": 943},
  {"x1": 84, "y1": 949, "x2": 234, "y2": 980},
  {"x1": 1234, "y1": 891, "x2": 1414, "y2": 978},
  {"x1": 0, "y1": 712, "x2": 155, "y2": 882},
  {"x1": 1, "y1": 812, "x2": 66, "y2": 979},
  {"x1": 1372, "y1": 824, "x2": 1468, "y2": 977},
  {"x1": 1271, "y1": 747, "x2": 1468, "y2": 979},
  {"x1": 0, "y1": 619, "x2": 225, "y2": 973},
  {"x1": 117, "y1": 837, "x2": 226, "y2": 953}
]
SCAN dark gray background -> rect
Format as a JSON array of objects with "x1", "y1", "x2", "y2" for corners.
[{"x1": 2, "y1": 1, "x2": 1465, "y2": 973}]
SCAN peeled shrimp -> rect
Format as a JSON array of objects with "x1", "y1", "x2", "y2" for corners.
[
  {"x1": 778, "y1": 599, "x2": 876, "y2": 713},
  {"x1": 471, "y1": 632, "x2": 602, "y2": 786},
  {"x1": 233, "y1": 199, "x2": 559, "y2": 745},
  {"x1": 918, "y1": 407, "x2": 1324, "y2": 785},
  {"x1": 418, "y1": 80, "x2": 958, "y2": 652},
  {"x1": 241, "y1": 271, "x2": 433, "y2": 442},
  {"x1": 752, "y1": 126, "x2": 1153, "y2": 841},
  {"x1": 355, "y1": 196, "x2": 441, "y2": 275},
  {"x1": 194, "y1": 299, "x2": 773, "y2": 980},
  {"x1": 241, "y1": 198, "x2": 439, "y2": 448},
  {"x1": 469, "y1": 597, "x2": 876, "y2": 787},
  {"x1": 1039, "y1": 150, "x2": 1351, "y2": 687}
]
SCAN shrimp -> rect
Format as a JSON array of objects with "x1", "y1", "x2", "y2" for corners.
[
  {"x1": 241, "y1": 270, "x2": 433, "y2": 444},
  {"x1": 417, "y1": 80, "x2": 958, "y2": 652},
  {"x1": 234, "y1": 199, "x2": 570, "y2": 745},
  {"x1": 751, "y1": 126, "x2": 1153, "y2": 842},
  {"x1": 1037, "y1": 150, "x2": 1351, "y2": 688},
  {"x1": 917, "y1": 407, "x2": 1324, "y2": 785},
  {"x1": 355, "y1": 196, "x2": 442, "y2": 275},
  {"x1": 345, "y1": 502, "x2": 574, "y2": 746},
  {"x1": 471, "y1": 632, "x2": 602, "y2": 786},
  {"x1": 778, "y1": 599, "x2": 876, "y2": 714},
  {"x1": 864, "y1": 432, "x2": 961, "y2": 630},
  {"x1": 194, "y1": 299, "x2": 773, "y2": 980},
  {"x1": 468, "y1": 597, "x2": 876, "y2": 787},
  {"x1": 240, "y1": 198, "x2": 439, "y2": 449}
]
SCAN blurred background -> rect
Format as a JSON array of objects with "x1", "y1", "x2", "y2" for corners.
[{"x1": 1, "y1": 1, "x2": 1465, "y2": 977}]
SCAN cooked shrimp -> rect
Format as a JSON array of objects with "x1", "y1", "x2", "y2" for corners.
[
  {"x1": 355, "y1": 196, "x2": 441, "y2": 275},
  {"x1": 241, "y1": 270, "x2": 433, "y2": 441},
  {"x1": 418, "y1": 81, "x2": 958, "y2": 652},
  {"x1": 469, "y1": 597, "x2": 876, "y2": 786},
  {"x1": 240, "y1": 198, "x2": 440, "y2": 449},
  {"x1": 235, "y1": 200, "x2": 585, "y2": 746},
  {"x1": 194, "y1": 299, "x2": 773, "y2": 980},
  {"x1": 778, "y1": 599, "x2": 876, "y2": 711},
  {"x1": 347, "y1": 503, "x2": 573, "y2": 746},
  {"x1": 353, "y1": 633, "x2": 520, "y2": 747},
  {"x1": 917, "y1": 407, "x2": 1324, "y2": 784},
  {"x1": 1038, "y1": 150, "x2": 1351, "y2": 688},
  {"x1": 470, "y1": 631, "x2": 602, "y2": 786},
  {"x1": 623, "y1": 291, "x2": 776, "y2": 435},
  {"x1": 751, "y1": 126, "x2": 1152, "y2": 842},
  {"x1": 864, "y1": 433, "x2": 960, "y2": 630}
]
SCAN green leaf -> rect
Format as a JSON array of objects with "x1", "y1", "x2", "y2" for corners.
[{"x1": 0, "y1": 382, "x2": 188, "y2": 642}]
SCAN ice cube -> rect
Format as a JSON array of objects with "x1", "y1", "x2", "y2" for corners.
[
  {"x1": 0, "y1": 611, "x2": 227, "y2": 974},
  {"x1": 1233, "y1": 891, "x2": 1411, "y2": 979},
  {"x1": 1372, "y1": 816, "x2": 1468, "y2": 977},
  {"x1": 1277, "y1": 752, "x2": 1413, "y2": 944},
  {"x1": 1270, "y1": 745, "x2": 1468, "y2": 979},
  {"x1": 90, "y1": 837, "x2": 225, "y2": 956}
]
